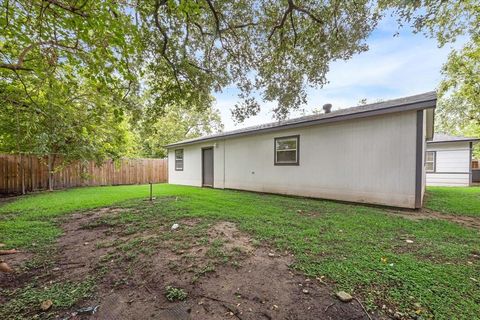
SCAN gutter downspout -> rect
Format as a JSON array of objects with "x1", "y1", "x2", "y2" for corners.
[
  {"x1": 469, "y1": 142, "x2": 473, "y2": 186},
  {"x1": 414, "y1": 110, "x2": 424, "y2": 209}
]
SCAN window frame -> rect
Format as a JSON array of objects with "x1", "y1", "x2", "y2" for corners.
[
  {"x1": 425, "y1": 150, "x2": 436, "y2": 173},
  {"x1": 274, "y1": 135, "x2": 300, "y2": 166},
  {"x1": 174, "y1": 149, "x2": 184, "y2": 171}
]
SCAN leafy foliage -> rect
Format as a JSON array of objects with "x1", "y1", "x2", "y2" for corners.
[
  {"x1": 384, "y1": 1, "x2": 480, "y2": 151},
  {"x1": 1, "y1": 0, "x2": 479, "y2": 164},
  {"x1": 381, "y1": 1, "x2": 479, "y2": 45},
  {"x1": 0, "y1": 76, "x2": 138, "y2": 161},
  {"x1": 136, "y1": 0, "x2": 380, "y2": 121},
  {"x1": 139, "y1": 98, "x2": 223, "y2": 158},
  {"x1": 165, "y1": 286, "x2": 188, "y2": 302},
  {"x1": 0, "y1": 0, "x2": 142, "y2": 166},
  {"x1": 436, "y1": 36, "x2": 480, "y2": 157}
]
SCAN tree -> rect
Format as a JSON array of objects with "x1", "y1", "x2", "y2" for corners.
[
  {"x1": 382, "y1": 1, "x2": 480, "y2": 155},
  {"x1": 138, "y1": 94, "x2": 223, "y2": 158},
  {"x1": 436, "y1": 36, "x2": 480, "y2": 158},
  {"x1": 0, "y1": 1, "x2": 139, "y2": 75},
  {"x1": 0, "y1": 0, "x2": 142, "y2": 189},
  {"x1": 3, "y1": 0, "x2": 479, "y2": 170},
  {"x1": 136, "y1": 0, "x2": 381, "y2": 121},
  {"x1": 0, "y1": 69, "x2": 138, "y2": 189},
  {"x1": 381, "y1": 1, "x2": 479, "y2": 45},
  {"x1": 1, "y1": 1, "x2": 383, "y2": 155}
]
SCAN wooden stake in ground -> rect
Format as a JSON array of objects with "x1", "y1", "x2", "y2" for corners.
[{"x1": 0, "y1": 249, "x2": 18, "y2": 255}]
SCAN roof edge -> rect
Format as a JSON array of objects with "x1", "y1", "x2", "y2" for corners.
[
  {"x1": 166, "y1": 95, "x2": 437, "y2": 148},
  {"x1": 427, "y1": 138, "x2": 480, "y2": 144}
]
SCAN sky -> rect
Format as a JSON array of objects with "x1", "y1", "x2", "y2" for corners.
[{"x1": 213, "y1": 15, "x2": 466, "y2": 131}]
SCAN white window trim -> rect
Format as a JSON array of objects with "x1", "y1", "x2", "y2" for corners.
[
  {"x1": 175, "y1": 149, "x2": 184, "y2": 171},
  {"x1": 274, "y1": 135, "x2": 299, "y2": 166},
  {"x1": 425, "y1": 151, "x2": 435, "y2": 173}
]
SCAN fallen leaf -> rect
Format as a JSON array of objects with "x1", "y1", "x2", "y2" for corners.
[{"x1": 40, "y1": 300, "x2": 53, "y2": 311}]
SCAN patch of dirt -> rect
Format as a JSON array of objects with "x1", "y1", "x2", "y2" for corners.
[
  {"x1": 385, "y1": 209, "x2": 480, "y2": 230},
  {"x1": 85, "y1": 234, "x2": 371, "y2": 319},
  {"x1": 0, "y1": 249, "x2": 33, "y2": 295},
  {"x1": 296, "y1": 209, "x2": 324, "y2": 218},
  {"x1": 2, "y1": 207, "x2": 378, "y2": 320},
  {"x1": 53, "y1": 211, "x2": 120, "y2": 282},
  {"x1": 207, "y1": 221, "x2": 255, "y2": 253}
]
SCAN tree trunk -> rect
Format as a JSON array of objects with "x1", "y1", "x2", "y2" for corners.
[
  {"x1": 20, "y1": 154, "x2": 25, "y2": 195},
  {"x1": 48, "y1": 154, "x2": 54, "y2": 191}
]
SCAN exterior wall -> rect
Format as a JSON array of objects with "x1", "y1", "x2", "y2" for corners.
[
  {"x1": 223, "y1": 111, "x2": 418, "y2": 208},
  {"x1": 169, "y1": 110, "x2": 422, "y2": 208},
  {"x1": 168, "y1": 141, "x2": 225, "y2": 188},
  {"x1": 426, "y1": 142, "x2": 471, "y2": 186}
]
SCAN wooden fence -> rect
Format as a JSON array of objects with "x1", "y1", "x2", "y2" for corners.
[{"x1": 0, "y1": 154, "x2": 168, "y2": 194}]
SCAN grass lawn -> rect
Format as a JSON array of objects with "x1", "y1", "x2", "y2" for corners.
[
  {"x1": 0, "y1": 184, "x2": 171, "y2": 248},
  {"x1": 425, "y1": 186, "x2": 480, "y2": 217},
  {"x1": 1, "y1": 184, "x2": 480, "y2": 319}
]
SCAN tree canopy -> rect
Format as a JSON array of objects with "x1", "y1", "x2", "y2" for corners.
[
  {"x1": 1, "y1": 0, "x2": 479, "y2": 163},
  {"x1": 394, "y1": 0, "x2": 480, "y2": 155}
]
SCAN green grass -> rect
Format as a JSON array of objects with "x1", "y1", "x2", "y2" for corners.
[
  {"x1": 1, "y1": 184, "x2": 480, "y2": 319},
  {"x1": 425, "y1": 186, "x2": 480, "y2": 217},
  {"x1": 0, "y1": 184, "x2": 164, "y2": 248},
  {"x1": 1, "y1": 279, "x2": 96, "y2": 320}
]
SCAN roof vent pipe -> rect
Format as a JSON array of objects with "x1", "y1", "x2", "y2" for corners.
[{"x1": 323, "y1": 103, "x2": 332, "y2": 113}]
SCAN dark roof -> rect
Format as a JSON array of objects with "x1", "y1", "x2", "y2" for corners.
[
  {"x1": 166, "y1": 91, "x2": 437, "y2": 148},
  {"x1": 427, "y1": 133, "x2": 479, "y2": 144}
]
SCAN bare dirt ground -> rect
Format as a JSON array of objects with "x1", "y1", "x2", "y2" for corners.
[
  {"x1": 385, "y1": 208, "x2": 480, "y2": 230},
  {"x1": 2, "y1": 206, "x2": 375, "y2": 320}
]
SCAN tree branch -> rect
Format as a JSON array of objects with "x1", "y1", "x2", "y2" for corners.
[
  {"x1": 0, "y1": 40, "x2": 83, "y2": 72},
  {"x1": 0, "y1": 63, "x2": 33, "y2": 71},
  {"x1": 219, "y1": 22, "x2": 258, "y2": 33},
  {"x1": 290, "y1": 12, "x2": 297, "y2": 47},
  {"x1": 268, "y1": 0, "x2": 323, "y2": 41},
  {"x1": 205, "y1": 0, "x2": 220, "y2": 34},
  {"x1": 43, "y1": 0, "x2": 89, "y2": 17},
  {"x1": 154, "y1": 0, "x2": 169, "y2": 55},
  {"x1": 268, "y1": 1, "x2": 293, "y2": 40},
  {"x1": 187, "y1": 61, "x2": 211, "y2": 73},
  {"x1": 291, "y1": 3, "x2": 322, "y2": 24}
]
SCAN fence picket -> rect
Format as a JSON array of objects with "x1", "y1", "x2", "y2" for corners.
[{"x1": 0, "y1": 155, "x2": 168, "y2": 194}]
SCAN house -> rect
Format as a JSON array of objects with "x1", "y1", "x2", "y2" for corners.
[
  {"x1": 426, "y1": 133, "x2": 479, "y2": 186},
  {"x1": 166, "y1": 92, "x2": 436, "y2": 209}
]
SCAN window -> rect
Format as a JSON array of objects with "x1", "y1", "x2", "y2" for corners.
[
  {"x1": 426, "y1": 151, "x2": 435, "y2": 172},
  {"x1": 175, "y1": 149, "x2": 184, "y2": 171},
  {"x1": 274, "y1": 135, "x2": 299, "y2": 165}
]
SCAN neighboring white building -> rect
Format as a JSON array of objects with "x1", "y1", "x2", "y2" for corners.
[
  {"x1": 166, "y1": 92, "x2": 436, "y2": 209},
  {"x1": 426, "y1": 134, "x2": 479, "y2": 187}
]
